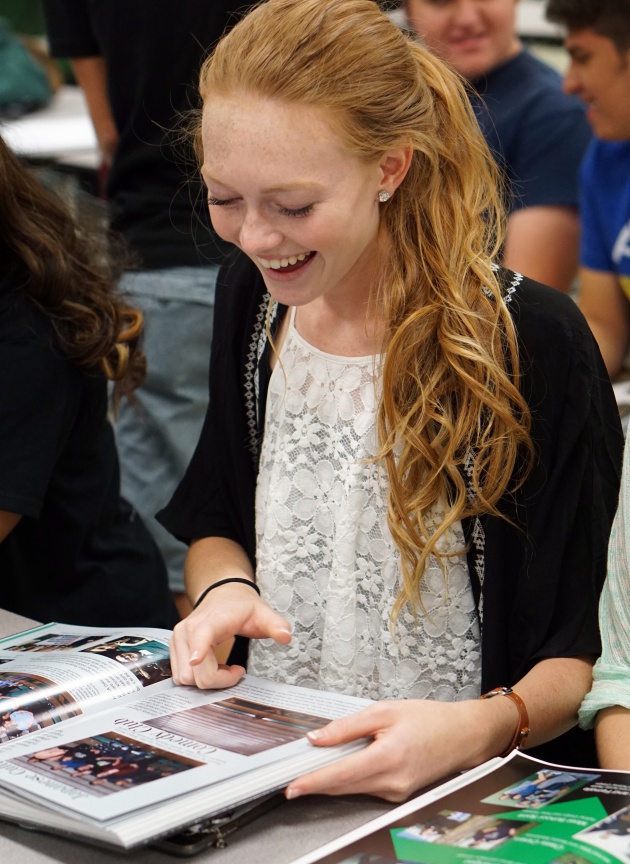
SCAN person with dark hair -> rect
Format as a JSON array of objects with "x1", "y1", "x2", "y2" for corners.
[
  {"x1": 0, "y1": 135, "x2": 176, "y2": 628},
  {"x1": 403, "y1": 0, "x2": 591, "y2": 293},
  {"x1": 159, "y1": 0, "x2": 622, "y2": 801},
  {"x1": 546, "y1": 0, "x2": 630, "y2": 56},
  {"x1": 546, "y1": 0, "x2": 630, "y2": 377}
]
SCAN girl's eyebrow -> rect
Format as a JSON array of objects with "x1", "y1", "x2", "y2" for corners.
[
  {"x1": 260, "y1": 182, "x2": 323, "y2": 194},
  {"x1": 200, "y1": 170, "x2": 323, "y2": 195}
]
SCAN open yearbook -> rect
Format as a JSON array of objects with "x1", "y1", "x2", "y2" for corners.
[
  {"x1": 0, "y1": 621, "x2": 372, "y2": 850},
  {"x1": 288, "y1": 749, "x2": 630, "y2": 864}
]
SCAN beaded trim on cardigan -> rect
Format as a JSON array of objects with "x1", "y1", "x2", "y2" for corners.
[
  {"x1": 466, "y1": 269, "x2": 522, "y2": 621},
  {"x1": 244, "y1": 296, "x2": 281, "y2": 465}
]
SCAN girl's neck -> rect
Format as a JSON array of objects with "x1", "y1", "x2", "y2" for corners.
[{"x1": 293, "y1": 294, "x2": 383, "y2": 358}]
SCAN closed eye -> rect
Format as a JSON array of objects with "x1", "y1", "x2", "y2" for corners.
[
  {"x1": 208, "y1": 196, "x2": 238, "y2": 206},
  {"x1": 279, "y1": 205, "x2": 313, "y2": 218},
  {"x1": 568, "y1": 49, "x2": 591, "y2": 64}
]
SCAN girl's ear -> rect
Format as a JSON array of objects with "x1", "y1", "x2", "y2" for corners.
[{"x1": 378, "y1": 146, "x2": 413, "y2": 196}]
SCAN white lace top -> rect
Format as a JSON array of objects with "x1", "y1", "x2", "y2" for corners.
[{"x1": 250, "y1": 309, "x2": 481, "y2": 701}]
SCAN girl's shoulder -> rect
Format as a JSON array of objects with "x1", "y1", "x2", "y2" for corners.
[
  {"x1": 0, "y1": 272, "x2": 55, "y2": 347},
  {"x1": 498, "y1": 271, "x2": 615, "y2": 429},
  {"x1": 498, "y1": 268, "x2": 594, "y2": 353}
]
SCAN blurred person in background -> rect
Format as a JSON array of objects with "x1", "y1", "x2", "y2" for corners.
[
  {"x1": 404, "y1": 0, "x2": 592, "y2": 292},
  {"x1": 546, "y1": 0, "x2": 630, "y2": 378},
  {"x1": 0, "y1": 135, "x2": 176, "y2": 629},
  {"x1": 41, "y1": 1, "x2": 255, "y2": 617}
]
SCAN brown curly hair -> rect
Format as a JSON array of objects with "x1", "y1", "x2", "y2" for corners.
[{"x1": 0, "y1": 135, "x2": 144, "y2": 403}]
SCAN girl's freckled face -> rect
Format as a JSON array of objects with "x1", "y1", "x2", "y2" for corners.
[{"x1": 201, "y1": 95, "x2": 384, "y2": 308}]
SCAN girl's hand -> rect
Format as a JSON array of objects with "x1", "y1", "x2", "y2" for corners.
[
  {"x1": 285, "y1": 697, "x2": 510, "y2": 802},
  {"x1": 169, "y1": 582, "x2": 292, "y2": 689}
]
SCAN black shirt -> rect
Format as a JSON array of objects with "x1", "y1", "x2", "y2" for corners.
[
  {"x1": 42, "y1": 0, "x2": 253, "y2": 269},
  {"x1": 0, "y1": 278, "x2": 177, "y2": 628}
]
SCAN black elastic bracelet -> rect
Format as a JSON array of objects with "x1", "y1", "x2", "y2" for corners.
[{"x1": 193, "y1": 577, "x2": 261, "y2": 610}]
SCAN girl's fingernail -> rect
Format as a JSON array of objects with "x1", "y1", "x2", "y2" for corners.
[
  {"x1": 286, "y1": 786, "x2": 301, "y2": 800},
  {"x1": 307, "y1": 729, "x2": 322, "y2": 741},
  {"x1": 189, "y1": 651, "x2": 200, "y2": 663}
]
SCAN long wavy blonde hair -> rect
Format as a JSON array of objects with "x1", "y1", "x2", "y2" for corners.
[{"x1": 198, "y1": 0, "x2": 533, "y2": 620}]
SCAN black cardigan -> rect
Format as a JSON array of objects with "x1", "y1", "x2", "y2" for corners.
[{"x1": 159, "y1": 253, "x2": 624, "y2": 767}]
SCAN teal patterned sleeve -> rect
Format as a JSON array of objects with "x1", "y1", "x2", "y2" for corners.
[{"x1": 579, "y1": 436, "x2": 630, "y2": 729}]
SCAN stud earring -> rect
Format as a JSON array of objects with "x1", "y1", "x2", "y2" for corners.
[{"x1": 378, "y1": 190, "x2": 391, "y2": 203}]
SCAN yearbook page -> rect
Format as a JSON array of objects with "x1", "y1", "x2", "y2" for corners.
[
  {"x1": 0, "y1": 622, "x2": 174, "y2": 744},
  {"x1": 288, "y1": 751, "x2": 630, "y2": 864},
  {"x1": 0, "y1": 627, "x2": 373, "y2": 850}
]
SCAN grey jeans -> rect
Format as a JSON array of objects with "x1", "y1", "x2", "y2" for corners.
[{"x1": 115, "y1": 265, "x2": 218, "y2": 592}]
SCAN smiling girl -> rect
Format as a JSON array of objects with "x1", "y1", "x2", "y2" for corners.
[{"x1": 159, "y1": 0, "x2": 622, "y2": 799}]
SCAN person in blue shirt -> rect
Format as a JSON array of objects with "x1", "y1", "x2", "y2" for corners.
[{"x1": 547, "y1": 0, "x2": 630, "y2": 378}]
